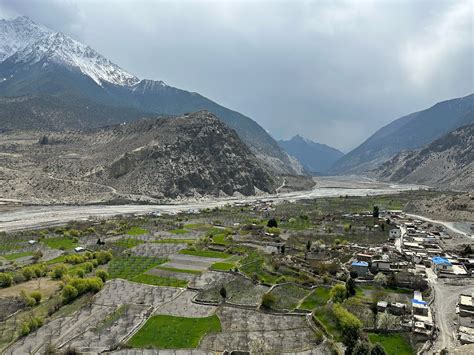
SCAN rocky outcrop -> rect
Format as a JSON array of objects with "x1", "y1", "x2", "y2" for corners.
[
  {"x1": 373, "y1": 124, "x2": 473, "y2": 191},
  {"x1": 0, "y1": 111, "x2": 276, "y2": 204}
]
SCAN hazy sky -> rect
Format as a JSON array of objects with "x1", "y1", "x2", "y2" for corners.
[{"x1": 0, "y1": 0, "x2": 472, "y2": 151}]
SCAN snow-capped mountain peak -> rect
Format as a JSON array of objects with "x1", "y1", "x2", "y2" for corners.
[
  {"x1": 1, "y1": 16, "x2": 139, "y2": 87},
  {"x1": 11, "y1": 31, "x2": 140, "y2": 87},
  {"x1": 0, "y1": 16, "x2": 53, "y2": 62}
]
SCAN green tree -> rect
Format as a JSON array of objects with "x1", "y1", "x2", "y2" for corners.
[
  {"x1": 261, "y1": 293, "x2": 276, "y2": 309},
  {"x1": 62, "y1": 285, "x2": 78, "y2": 303},
  {"x1": 346, "y1": 277, "x2": 356, "y2": 297},
  {"x1": 373, "y1": 206, "x2": 380, "y2": 219},
  {"x1": 267, "y1": 218, "x2": 278, "y2": 228},
  {"x1": 219, "y1": 286, "x2": 227, "y2": 300},
  {"x1": 30, "y1": 291, "x2": 42, "y2": 305},
  {"x1": 95, "y1": 269, "x2": 108, "y2": 282},
  {"x1": 330, "y1": 284, "x2": 347, "y2": 303},
  {"x1": 370, "y1": 344, "x2": 387, "y2": 355},
  {"x1": 353, "y1": 340, "x2": 371, "y2": 355},
  {"x1": 0, "y1": 273, "x2": 13, "y2": 288}
]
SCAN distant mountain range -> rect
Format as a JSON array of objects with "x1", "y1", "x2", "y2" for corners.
[
  {"x1": 278, "y1": 135, "x2": 344, "y2": 174},
  {"x1": 0, "y1": 16, "x2": 299, "y2": 175},
  {"x1": 330, "y1": 94, "x2": 474, "y2": 174},
  {"x1": 374, "y1": 124, "x2": 473, "y2": 191},
  {"x1": 0, "y1": 111, "x2": 275, "y2": 204}
]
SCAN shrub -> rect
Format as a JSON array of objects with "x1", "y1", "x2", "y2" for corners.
[
  {"x1": 374, "y1": 273, "x2": 387, "y2": 286},
  {"x1": 266, "y1": 227, "x2": 281, "y2": 236},
  {"x1": 95, "y1": 269, "x2": 108, "y2": 282},
  {"x1": 267, "y1": 218, "x2": 278, "y2": 228},
  {"x1": 62, "y1": 285, "x2": 79, "y2": 303},
  {"x1": 332, "y1": 303, "x2": 362, "y2": 349},
  {"x1": 30, "y1": 291, "x2": 42, "y2": 304},
  {"x1": 261, "y1": 293, "x2": 276, "y2": 309},
  {"x1": 346, "y1": 277, "x2": 356, "y2": 297},
  {"x1": 21, "y1": 322, "x2": 30, "y2": 336},
  {"x1": 51, "y1": 264, "x2": 68, "y2": 279},
  {"x1": 93, "y1": 251, "x2": 113, "y2": 265},
  {"x1": 20, "y1": 291, "x2": 36, "y2": 307},
  {"x1": 0, "y1": 273, "x2": 13, "y2": 288},
  {"x1": 370, "y1": 343, "x2": 386, "y2": 355},
  {"x1": 330, "y1": 284, "x2": 347, "y2": 303},
  {"x1": 22, "y1": 267, "x2": 34, "y2": 281}
]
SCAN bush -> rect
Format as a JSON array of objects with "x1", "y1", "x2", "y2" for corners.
[
  {"x1": 30, "y1": 291, "x2": 42, "y2": 304},
  {"x1": 62, "y1": 285, "x2": 79, "y2": 303},
  {"x1": 93, "y1": 251, "x2": 113, "y2": 265},
  {"x1": 0, "y1": 273, "x2": 13, "y2": 288},
  {"x1": 22, "y1": 267, "x2": 34, "y2": 281},
  {"x1": 330, "y1": 284, "x2": 347, "y2": 303},
  {"x1": 332, "y1": 303, "x2": 362, "y2": 349},
  {"x1": 20, "y1": 291, "x2": 36, "y2": 307},
  {"x1": 20, "y1": 316, "x2": 43, "y2": 336},
  {"x1": 374, "y1": 273, "x2": 387, "y2": 287},
  {"x1": 21, "y1": 322, "x2": 30, "y2": 336},
  {"x1": 95, "y1": 269, "x2": 108, "y2": 282},
  {"x1": 261, "y1": 293, "x2": 276, "y2": 309},
  {"x1": 51, "y1": 264, "x2": 68, "y2": 279},
  {"x1": 267, "y1": 218, "x2": 278, "y2": 228},
  {"x1": 266, "y1": 227, "x2": 281, "y2": 236}
]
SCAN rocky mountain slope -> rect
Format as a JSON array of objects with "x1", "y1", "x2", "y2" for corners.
[
  {"x1": 278, "y1": 135, "x2": 344, "y2": 174},
  {"x1": 0, "y1": 111, "x2": 275, "y2": 204},
  {"x1": 0, "y1": 16, "x2": 298, "y2": 175},
  {"x1": 330, "y1": 94, "x2": 474, "y2": 174},
  {"x1": 0, "y1": 95, "x2": 153, "y2": 131},
  {"x1": 374, "y1": 124, "x2": 474, "y2": 191}
]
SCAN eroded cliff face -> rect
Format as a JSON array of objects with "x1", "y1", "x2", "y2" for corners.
[{"x1": 0, "y1": 111, "x2": 276, "y2": 204}]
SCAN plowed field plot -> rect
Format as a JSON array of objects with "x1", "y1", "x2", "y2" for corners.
[
  {"x1": 189, "y1": 271, "x2": 235, "y2": 289},
  {"x1": 94, "y1": 279, "x2": 182, "y2": 306},
  {"x1": 146, "y1": 268, "x2": 197, "y2": 282},
  {"x1": 199, "y1": 307, "x2": 318, "y2": 352},
  {"x1": 155, "y1": 290, "x2": 217, "y2": 318},
  {"x1": 267, "y1": 284, "x2": 311, "y2": 311},
  {"x1": 5, "y1": 280, "x2": 184, "y2": 354},
  {"x1": 110, "y1": 350, "x2": 213, "y2": 354},
  {"x1": 161, "y1": 254, "x2": 226, "y2": 272},
  {"x1": 197, "y1": 274, "x2": 269, "y2": 306},
  {"x1": 130, "y1": 243, "x2": 188, "y2": 258}
]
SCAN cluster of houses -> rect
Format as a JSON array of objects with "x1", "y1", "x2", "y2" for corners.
[
  {"x1": 458, "y1": 293, "x2": 474, "y2": 344},
  {"x1": 347, "y1": 212, "x2": 473, "y2": 342}
]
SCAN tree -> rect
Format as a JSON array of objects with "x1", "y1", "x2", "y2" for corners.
[
  {"x1": 0, "y1": 273, "x2": 13, "y2": 288},
  {"x1": 377, "y1": 312, "x2": 399, "y2": 330},
  {"x1": 346, "y1": 277, "x2": 356, "y2": 297},
  {"x1": 306, "y1": 240, "x2": 311, "y2": 251},
  {"x1": 62, "y1": 285, "x2": 78, "y2": 303},
  {"x1": 353, "y1": 340, "x2": 371, "y2": 355},
  {"x1": 373, "y1": 206, "x2": 380, "y2": 219},
  {"x1": 39, "y1": 135, "x2": 49, "y2": 145},
  {"x1": 374, "y1": 273, "x2": 387, "y2": 287},
  {"x1": 350, "y1": 271, "x2": 359, "y2": 279},
  {"x1": 267, "y1": 218, "x2": 278, "y2": 228},
  {"x1": 30, "y1": 291, "x2": 42, "y2": 305},
  {"x1": 51, "y1": 264, "x2": 68, "y2": 280},
  {"x1": 219, "y1": 286, "x2": 227, "y2": 300},
  {"x1": 261, "y1": 293, "x2": 276, "y2": 309},
  {"x1": 370, "y1": 344, "x2": 387, "y2": 355},
  {"x1": 387, "y1": 272, "x2": 397, "y2": 288},
  {"x1": 332, "y1": 303, "x2": 362, "y2": 350},
  {"x1": 280, "y1": 244, "x2": 286, "y2": 255},
  {"x1": 330, "y1": 284, "x2": 347, "y2": 303},
  {"x1": 95, "y1": 269, "x2": 108, "y2": 282}
]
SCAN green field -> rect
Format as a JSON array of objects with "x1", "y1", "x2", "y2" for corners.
[
  {"x1": 368, "y1": 333, "x2": 413, "y2": 355},
  {"x1": 42, "y1": 237, "x2": 78, "y2": 250},
  {"x1": 3, "y1": 251, "x2": 34, "y2": 260},
  {"x1": 127, "y1": 315, "x2": 221, "y2": 348},
  {"x1": 107, "y1": 256, "x2": 166, "y2": 280},
  {"x1": 132, "y1": 273, "x2": 188, "y2": 287},
  {"x1": 126, "y1": 227, "x2": 148, "y2": 236},
  {"x1": 299, "y1": 287, "x2": 331, "y2": 310},
  {"x1": 210, "y1": 262, "x2": 235, "y2": 271},
  {"x1": 114, "y1": 238, "x2": 144, "y2": 248},
  {"x1": 155, "y1": 266, "x2": 202, "y2": 275},
  {"x1": 179, "y1": 249, "x2": 230, "y2": 259},
  {"x1": 154, "y1": 239, "x2": 195, "y2": 244}
]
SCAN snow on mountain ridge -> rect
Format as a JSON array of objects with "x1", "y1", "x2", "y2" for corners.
[
  {"x1": 0, "y1": 16, "x2": 53, "y2": 62},
  {"x1": 1, "y1": 16, "x2": 142, "y2": 87},
  {"x1": 11, "y1": 31, "x2": 140, "y2": 87}
]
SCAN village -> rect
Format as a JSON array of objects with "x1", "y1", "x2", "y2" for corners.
[{"x1": 0, "y1": 192, "x2": 472, "y2": 354}]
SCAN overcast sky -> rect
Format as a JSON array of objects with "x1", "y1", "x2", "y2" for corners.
[{"x1": 0, "y1": 0, "x2": 472, "y2": 151}]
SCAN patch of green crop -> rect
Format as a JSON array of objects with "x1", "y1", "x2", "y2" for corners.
[
  {"x1": 127, "y1": 315, "x2": 221, "y2": 348},
  {"x1": 299, "y1": 287, "x2": 331, "y2": 310},
  {"x1": 368, "y1": 333, "x2": 413, "y2": 355},
  {"x1": 131, "y1": 274, "x2": 187, "y2": 287},
  {"x1": 126, "y1": 227, "x2": 148, "y2": 236},
  {"x1": 42, "y1": 237, "x2": 78, "y2": 250},
  {"x1": 179, "y1": 249, "x2": 230, "y2": 259}
]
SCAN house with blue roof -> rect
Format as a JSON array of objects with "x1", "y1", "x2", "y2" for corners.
[
  {"x1": 351, "y1": 260, "x2": 369, "y2": 276},
  {"x1": 431, "y1": 256, "x2": 452, "y2": 273}
]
